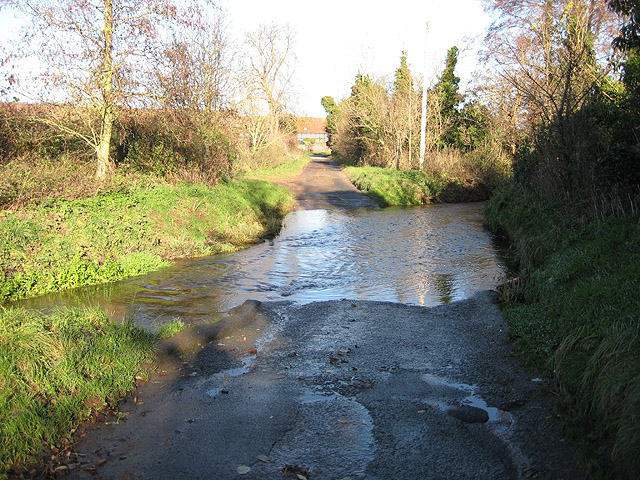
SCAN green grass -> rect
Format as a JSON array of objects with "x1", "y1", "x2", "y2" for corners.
[
  {"x1": 485, "y1": 185, "x2": 640, "y2": 478},
  {"x1": 239, "y1": 154, "x2": 312, "y2": 181},
  {"x1": 340, "y1": 164, "x2": 489, "y2": 207},
  {"x1": 0, "y1": 179, "x2": 294, "y2": 302},
  {"x1": 0, "y1": 307, "x2": 182, "y2": 476},
  {"x1": 155, "y1": 319, "x2": 186, "y2": 339}
]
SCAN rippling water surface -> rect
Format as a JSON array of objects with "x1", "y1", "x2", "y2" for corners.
[{"x1": 12, "y1": 203, "x2": 507, "y2": 328}]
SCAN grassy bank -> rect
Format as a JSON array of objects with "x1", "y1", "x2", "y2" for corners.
[
  {"x1": 0, "y1": 155, "x2": 299, "y2": 476},
  {"x1": 0, "y1": 178, "x2": 294, "y2": 302},
  {"x1": 239, "y1": 153, "x2": 312, "y2": 182},
  {"x1": 340, "y1": 164, "x2": 490, "y2": 207},
  {"x1": 485, "y1": 184, "x2": 640, "y2": 478},
  {"x1": 0, "y1": 307, "x2": 184, "y2": 477}
]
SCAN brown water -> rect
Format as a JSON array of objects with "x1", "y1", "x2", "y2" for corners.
[{"x1": 11, "y1": 203, "x2": 507, "y2": 329}]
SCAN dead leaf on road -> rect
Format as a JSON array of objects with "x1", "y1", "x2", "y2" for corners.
[{"x1": 237, "y1": 465, "x2": 251, "y2": 474}]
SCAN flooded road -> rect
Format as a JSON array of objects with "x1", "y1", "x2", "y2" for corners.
[
  {"x1": 12, "y1": 203, "x2": 506, "y2": 329},
  {"x1": 58, "y1": 158, "x2": 580, "y2": 479}
]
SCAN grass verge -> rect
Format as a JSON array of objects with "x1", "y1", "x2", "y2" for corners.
[
  {"x1": 0, "y1": 307, "x2": 184, "y2": 477},
  {"x1": 0, "y1": 178, "x2": 294, "y2": 302},
  {"x1": 238, "y1": 153, "x2": 312, "y2": 182},
  {"x1": 485, "y1": 184, "x2": 640, "y2": 478},
  {"x1": 340, "y1": 164, "x2": 490, "y2": 207}
]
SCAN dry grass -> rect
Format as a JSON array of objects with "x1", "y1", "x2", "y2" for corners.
[
  {"x1": 0, "y1": 157, "x2": 98, "y2": 210},
  {"x1": 423, "y1": 148, "x2": 470, "y2": 178}
]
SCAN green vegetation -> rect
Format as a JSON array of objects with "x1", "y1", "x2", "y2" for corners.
[
  {"x1": 239, "y1": 153, "x2": 312, "y2": 182},
  {"x1": 0, "y1": 179, "x2": 294, "y2": 302},
  {"x1": 341, "y1": 163, "x2": 488, "y2": 207},
  {"x1": 155, "y1": 319, "x2": 187, "y2": 339},
  {"x1": 478, "y1": 2, "x2": 640, "y2": 477},
  {"x1": 324, "y1": 47, "x2": 511, "y2": 180},
  {"x1": 486, "y1": 188, "x2": 639, "y2": 477},
  {"x1": 0, "y1": 307, "x2": 185, "y2": 476}
]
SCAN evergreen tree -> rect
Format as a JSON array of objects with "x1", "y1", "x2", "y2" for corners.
[
  {"x1": 434, "y1": 46, "x2": 463, "y2": 119},
  {"x1": 393, "y1": 51, "x2": 412, "y2": 97},
  {"x1": 321, "y1": 96, "x2": 338, "y2": 147},
  {"x1": 433, "y1": 46, "x2": 464, "y2": 147}
]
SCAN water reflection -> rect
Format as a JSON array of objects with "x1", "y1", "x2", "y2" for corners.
[{"x1": 10, "y1": 203, "x2": 507, "y2": 329}]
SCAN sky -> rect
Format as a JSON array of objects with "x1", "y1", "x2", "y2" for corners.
[
  {"x1": 222, "y1": 0, "x2": 492, "y2": 117},
  {"x1": 0, "y1": 0, "x2": 492, "y2": 117}
]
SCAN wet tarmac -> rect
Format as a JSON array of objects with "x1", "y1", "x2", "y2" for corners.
[{"x1": 68, "y1": 297, "x2": 581, "y2": 480}]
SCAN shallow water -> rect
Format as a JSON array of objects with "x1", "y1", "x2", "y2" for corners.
[{"x1": 10, "y1": 203, "x2": 507, "y2": 329}]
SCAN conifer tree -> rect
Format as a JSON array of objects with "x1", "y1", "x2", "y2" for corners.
[{"x1": 433, "y1": 46, "x2": 464, "y2": 147}]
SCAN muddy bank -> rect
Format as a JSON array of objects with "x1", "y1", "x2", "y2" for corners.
[{"x1": 68, "y1": 294, "x2": 581, "y2": 479}]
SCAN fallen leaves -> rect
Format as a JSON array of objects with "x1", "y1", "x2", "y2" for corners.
[{"x1": 237, "y1": 464, "x2": 251, "y2": 474}]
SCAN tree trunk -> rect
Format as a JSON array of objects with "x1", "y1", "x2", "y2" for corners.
[
  {"x1": 96, "y1": 0, "x2": 116, "y2": 181},
  {"x1": 96, "y1": 110, "x2": 115, "y2": 180}
]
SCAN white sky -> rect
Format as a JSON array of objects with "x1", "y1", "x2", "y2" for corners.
[{"x1": 222, "y1": 0, "x2": 491, "y2": 117}]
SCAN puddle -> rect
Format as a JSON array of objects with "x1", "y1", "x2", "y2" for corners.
[
  {"x1": 300, "y1": 388, "x2": 339, "y2": 404},
  {"x1": 422, "y1": 373, "x2": 512, "y2": 424},
  {"x1": 205, "y1": 357, "x2": 252, "y2": 397},
  {"x1": 422, "y1": 373, "x2": 534, "y2": 476},
  {"x1": 278, "y1": 389, "x2": 378, "y2": 479}
]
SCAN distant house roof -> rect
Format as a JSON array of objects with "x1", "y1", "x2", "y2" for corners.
[{"x1": 296, "y1": 117, "x2": 327, "y2": 135}]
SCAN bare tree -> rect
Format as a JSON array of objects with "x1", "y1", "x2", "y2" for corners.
[
  {"x1": 6, "y1": 0, "x2": 184, "y2": 179},
  {"x1": 159, "y1": 1, "x2": 232, "y2": 114},
  {"x1": 241, "y1": 22, "x2": 296, "y2": 143},
  {"x1": 481, "y1": 0, "x2": 619, "y2": 128}
]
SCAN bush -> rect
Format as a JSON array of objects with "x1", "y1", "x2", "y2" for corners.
[{"x1": 116, "y1": 109, "x2": 236, "y2": 185}]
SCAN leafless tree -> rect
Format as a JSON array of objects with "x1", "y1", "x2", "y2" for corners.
[
  {"x1": 159, "y1": 1, "x2": 232, "y2": 115},
  {"x1": 6, "y1": 0, "x2": 185, "y2": 180},
  {"x1": 480, "y1": 0, "x2": 619, "y2": 128},
  {"x1": 240, "y1": 22, "x2": 296, "y2": 144}
]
